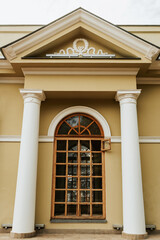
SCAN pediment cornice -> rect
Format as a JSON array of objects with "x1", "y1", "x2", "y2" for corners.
[{"x1": 2, "y1": 8, "x2": 160, "y2": 61}]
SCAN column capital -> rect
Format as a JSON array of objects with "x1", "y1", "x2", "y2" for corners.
[
  {"x1": 20, "y1": 89, "x2": 46, "y2": 103},
  {"x1": 115, "y1": 90, "x2": 141, "y2": 104}
]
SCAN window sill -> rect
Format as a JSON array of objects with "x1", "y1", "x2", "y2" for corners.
[{"x1": 50, "y1": 219, "x2": 107, "y2": 223}]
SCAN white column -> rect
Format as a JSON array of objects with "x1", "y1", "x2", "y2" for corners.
[
  {"x1": 116, "y1": 90, "x2": 147, "y2": 239},
  {"x1": 11, "y1": 89, "x2": 45, "y2": 238}
]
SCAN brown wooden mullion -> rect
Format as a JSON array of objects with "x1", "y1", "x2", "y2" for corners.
[
  {"x1": 80, "y1": 120, "x2": 94, "y2": 135},
  {"x1": 90, "y1": 140, "x2": 93, "y2": 217},
  {"x1": 65, "y1": 140, "x2": 68, "y2": 216},
  {"x1": 52, "y1": 139, "x2": 57, "y2": 218},
  {"x1": 77, "y1": 139, "x2": 80, "y2": 216},
  {"x1": 52, "y1": 115, "x2": 105, "y2": 219},
  {"x1": 65, "y1": 121, "x2": 79, "y2": 135}
]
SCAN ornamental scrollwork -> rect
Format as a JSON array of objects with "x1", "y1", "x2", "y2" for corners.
[{"x1": 46, "y1": 38, "x2": 115, "y2": 58}]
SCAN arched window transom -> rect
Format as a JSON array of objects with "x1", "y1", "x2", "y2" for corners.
[{"x1": 56, "y1": 113, "x2": 103, "y2": 137}]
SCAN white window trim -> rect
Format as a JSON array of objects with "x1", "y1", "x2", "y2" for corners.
[{"x1": 48, "y1": 106, "x2": 111, "y2": 138}]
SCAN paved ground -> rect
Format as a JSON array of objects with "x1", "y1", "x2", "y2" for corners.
[{"x1": 0, "y1": 233, "x2": 160, "y2": 240}]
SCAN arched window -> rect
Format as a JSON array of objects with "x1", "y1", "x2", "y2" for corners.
[{"x1": 51, "y1": 113, "x2": 105, "y2": 219}]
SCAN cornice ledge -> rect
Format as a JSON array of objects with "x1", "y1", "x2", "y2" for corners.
[
  {"x1": 80, "y1": 11, "x2": 160, "y2": 60},
  {"x1": 0, "y1": 77, "x2": 24, "y2": 84},
  {"x1": 2, "y1": 9, "x2": 159, "y2": 61},
  {"x1": 137, "y1": 77, "x2": 160, "y2": 85},
  {"x1": 0, "y1": 60, "x2": 13, "y2": 69},
  {"x1": 22, "y1": 67, "x2": 139, "y2": 76},
  {"x1": 2, "y1": 10, "x2": 82, "y2": 60}
]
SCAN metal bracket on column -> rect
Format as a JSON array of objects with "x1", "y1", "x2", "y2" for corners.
[
  {"x1": 113, "y1": 224, "x2": 156, "y2": 231},
  {"x1": 1, "y1": 224, "x2": 45, "y2": 230},
  {"x1": 113, "y1": 224, "x2": 123, "y2": 231},
  {"x1": 1, "y1": 224, "x2": 12, "y2": 229},
  {"x1": 35, "y1": 224, "x2": 45, "y2": 230},
  {"x1": 101, "y1": 138, "x2": 111, "y2": 151}
]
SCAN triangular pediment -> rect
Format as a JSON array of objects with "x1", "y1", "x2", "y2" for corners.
[
  {"x1": 1, "y1": 8, "x2": 159, "y2": 63},
  {"x1": 23, "y1": 31, "x2": 140, "y2": 60}
]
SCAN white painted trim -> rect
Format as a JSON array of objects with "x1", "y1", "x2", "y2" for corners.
[
  {"x1": 48, "y1": 106, "x2": 111, "y2": 138},
  {"x1": 39, "y1": 136, "x2": 53, "y2": 142},
  {"x1": 22, "y1": 68, "x2": 139, "y2": 76},
  {"x1": 0, "y1": 77, "x2": 24, "y2": 84},
  {"x1": 0, "y1": 136, "x2": 21, "y2": 142},
  {"x1": 2, "y1": 9, "x2": 159, "y2": 61},
  {"x1": 0, "y1": 135, "x2": 160, "y2": 143}
]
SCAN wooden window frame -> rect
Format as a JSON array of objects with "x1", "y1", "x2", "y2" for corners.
[{"x1": 51, "y1": 114, "x2": 106, "y2": 220}]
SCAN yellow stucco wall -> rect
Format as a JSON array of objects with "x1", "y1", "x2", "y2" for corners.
[
  {"x1": 24, "y1": 75, "x2": 136, "y2": 92},
  {"x1": 0, "y1": 83, "x2": 160, "y2": 230}
]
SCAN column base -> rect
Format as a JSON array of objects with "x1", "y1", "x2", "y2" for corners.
[
  {"x1": 122, "y1": 232, "x2": 148, "y2": 240},
  {"x1": 10, "y1": 231, "x2": 36, "y2": 238}
]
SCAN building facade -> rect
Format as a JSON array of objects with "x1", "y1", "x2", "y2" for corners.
[{"x1": 0, "y1": 8, "x2": 160, "y2": 240}]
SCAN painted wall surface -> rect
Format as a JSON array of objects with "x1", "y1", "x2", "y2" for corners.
[
  {"x1": 0, "y1": 84, "x2": 23, "y2": 135},
  {"x1": 24, "y1": 75, "x2": 136, "y2": 92},
  {"x1": 0, "y1": 84, "x2": 160, "y2": 230}
]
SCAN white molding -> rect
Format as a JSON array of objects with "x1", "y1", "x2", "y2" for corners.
[
  {"x1": 2, "y1": 9, "x2": 159, "y2": 61},
  {"x1": 0, "y1": 77, "x2": 24, "y2": 84},
  {"x1": 139, "y1": 136, "x2": 160, "y2": 143},
  {"x1": 137, "y1": 78, "x2": 160, "y2": 85},
  {"x1": 115, "y1": 90, "x2": 141, "y2": 103},
  {"x1": 48, "y1": 106, "x2": 111, "y2": 138},
  {"x1": 20, "y1": 89, "x2": 46, "y2": 102},
  {"x1": 22, "y1": 67, "x2": 139, "y2": 76},
  {"x1": 39, "y1": 136, "x2": 53, "y2": 142},
  {"x1": 0, "y1": 136, "x2": 21, "y2": 142},
  {"x1": 0, "y1": 135, "x2": 160, "y2": 143}
]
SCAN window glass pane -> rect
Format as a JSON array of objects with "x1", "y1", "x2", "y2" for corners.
[
  {"x1": 67, "y1": 205, "x2": 77, "y2": 215},
  {"x1": 92, "y1": 178, "x2": 102, "y2": 189},
  {"x1": 80, "y1": 115, "x2": 92, "y2": 127},
  {"x1": 80, "y1": 140, "x2": 90, "y2": 151},
  {"x1": 92, "y1": 153, "x2": 102, "y2": 163},
  {"x1": 80, "y1": 178, "x2": 90, "y2": 189},
  {"x1": 92, "y1": 205, "x2": 102, "y2": 215},
  {"x1": 92, "y1": 191, "x2": 102, "y2": 202},
  {"x1": 58, "y1": 122, "x2": 70, "y2": 135},
  {"x1": 81, "y1": 165, "x2": 90, "y2": 176},
  {"x1": 68, "y1": 165, "x2": 78, "y2": 176},
  {"x1": 56, "y1": 165, "x2": 66, "y2": 175},
  {"x1": 81, "y1": 130, "x2": 89, "y2": 135},
  {"x1": 57, "y1": 140, "x2": 66, "y2": 150},
  {"x1": 70, "y1": 129, "x2": 78, "y2": 135},
  {"x1": 68, "y1": 140, "x2": 78, "y2": 151},
  {"x1": 80, "y1": 152, "x2": 90, "y2": 163},
  {"x1": 88, "y1": 122, "x2": 101, "y2": 135},
  {"x1": 54, "y1": 204, "x2": 65, "y2": 216},
  {"x1": 68, "y1": 152, "x2": 78, "y2": 163},
  {"x1": 66, "y1": 116, "x2": 79, "y2": 127},
  {"x1": 67, "y1": 177, "x2": 77, "y2": 189},
  {"x1": 93, "y1": 166, "x2": 102, "y2": 176},
  {"x1": 56, "y1": 152, "x2": 66, "y2": 163},
  {"x1": 56, "y1": 177, "x2": 66, "y2": 189},
  {"x1": 81, "y1": 205, "x2": 90, "y2": 215},
  {"x1": 67, "y1": 191, "x2": 77, "y2": 202},
  {"x1": 55, "y1": 190, "x2": 65, "y2": 202},
  {"x1": 80, "y1": 191, "x2": 90, "y2": 202},
  {"x1": 91, "y1": 140, "x2": 101, "y2": 151}
]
